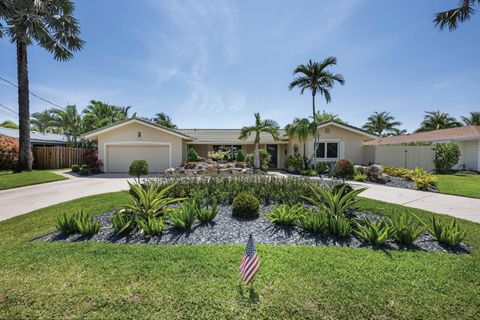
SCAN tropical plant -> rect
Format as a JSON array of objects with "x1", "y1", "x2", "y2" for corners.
[
  {"x1": 239, "y1": 113, "x2": 279, "y2": 170},
  {"x1": 289, "y1": 57, "x2": 345, "y2": 167},
  {"x1": 300, "y1": 169, "x2": 317, "y2": 177},
  {"x1": 420, "y1": 215, "x2": 466, "y2": 247},
  {"x1": 434, "y1": 0, "x2": 479, "y2": 31},
  {"x1": 112, "y1": 212, "x2": 135, "y2": 235},
  {"x1": 168, "y1": 201, "x2": 197, "y2": 229},
  {"x1": 416, "y1": 111, "x2": 462, "y2": 132},
  {"x1": 235, "y1": 149, "x2": 246, "y2": 162},
  {"x1": 187, "y1": 148, "x2": 199, "y2": 162},
  {"x1": 137, "y1": 217, "x2": 165, "y2": 236},
  {"x1": 71, "y1": 164, "x2": 80, "y2": 172},
  {"x1": 434, "y1": 142, "x2": 460, "y2": 173},
  {"x1": 303, "y1": 184, "x2": 364, "y2": 217},
  {"x1": 129, "y1": 160, "x2": 149, "y2": 183},
  {"x1": 286, "y1": 154, "x2": 304, "y2": 172},
  {"x1": 0, "y1": 120, "x2": 18, "y2": 129},
  {"x1": 388, "y1": 212, "x2": 425, "y2": 245},
  {"x1": 232, "y1": 192, "x2": 260, "y2": 219},
  {"x1": 82, "y1": 100, "x2": 128, "y2": 132},
  {"x1": 246, "y1": 149, "x2": 271, "y2": 171},
  {"x1": 196, "y1": 198, "x2": 218, "y2": 223},
  {"x1": 314, "y1": 110, "x2": 345, "y2": 124},
  {"x1": 153, "y1": 112, "x2": 177, "y2": 128},
  {"x1": 334, "y1": 159, "x2": 355, "y2": 182},
  {"x1": 285, "y1": 118, "x2": 315, "y2": 169},
  {"x1": 79, "y1": 166, "x2": 89, "y2": 176},
  {"x1": 362, "y1": 111, "x2": 402, "y2": 137},
  {"x1": 55, "y1": 212, "x2": 79, "y2": 235},
  {"x1": 30, "y1": 110, "x2": 54, "y2": 133},
  {"x1": 0, "y1": 0, "x2": 84, "y2": 171},
  {"x1": 353, "y1": 169, "x2": 367, "y2": 182},
  {"x1": 461, "y1": 111, "x2": 480, "y2": 126},
  {"x1": 50, "y1": 105, "x2": 83, "y2": 143},
  {"x1": 74, "y1": 211, "x2": 100, "y2": 236},
  {"x1": 382, "y1": 166, "x2": 437, "y2": 190},
  {"x1": 327, "y1": 214, "x2": 352, "y2": 238},
  {"x1": 298, "y1": 209, "x2": 328, "y2": 233},
  {"x1": 83, "y1": 149, "x2": 102, "y2": 172},
  {"x1": 354, "y1": 217, "x2": 391, "y2": 245},
  {"x1": 265, "y1": 204, "x2": 303, "y2": 226}
]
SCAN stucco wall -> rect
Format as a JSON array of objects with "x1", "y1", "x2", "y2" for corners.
[{"x1": 460, "y1": 140, "x2": 480, "y2": 171}]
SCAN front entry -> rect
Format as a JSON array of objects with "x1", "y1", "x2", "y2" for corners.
[{"x1": 266, "y1": 144, "x2": 278, "y2": 168}]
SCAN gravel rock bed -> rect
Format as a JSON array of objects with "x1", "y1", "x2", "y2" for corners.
[
  {"x1": 366, "y1": 176, "x2": 439, "y2": 193},
  {"x1": 36, "y1": 206, "x2": 471, "y2": 254}
]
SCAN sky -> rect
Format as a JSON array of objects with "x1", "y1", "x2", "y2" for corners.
[{"x1": 0, "y1": 0, "x2": 479, "y2": 132}]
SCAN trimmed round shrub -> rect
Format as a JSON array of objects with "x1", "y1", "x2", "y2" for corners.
[
  {"x1": 334, "y1": 159, "x2": 354, "y2": 181},
  {"x1": 129, "y1": 160, "x2": 149, "y2": 182},
  {"x1": 187, "y1": 148, "x2": 198, "y2": 162},
  {"x1": 71, "y1": 164, "x2": 80, "y2": 172},
  {"x1": 232, "y1": 192, "x2": 260, "y2": 219},
  {"x1": 235, "y1": 149, "x2": 246, "y2": 162},
  {"x1": 79, "y1": 167, "x2": 89, "y2": 176}
]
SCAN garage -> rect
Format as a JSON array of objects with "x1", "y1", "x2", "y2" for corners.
[{"x1": 106, "y1": 144, "x2": 170, "y2": 173}]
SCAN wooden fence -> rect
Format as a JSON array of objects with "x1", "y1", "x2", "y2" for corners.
[
  {"x1": 363, "y1": 145, "x2": 436, "y2": 172},
  {"x1": 33, "y1": 147, "x2": 86, "y2": 169}
]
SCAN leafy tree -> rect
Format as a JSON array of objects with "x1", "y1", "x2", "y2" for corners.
[
  {"x1": 416, "y1": 111, "x2": 462, "y2": 132},
  {"x1": 239, "y1": 113, "x2": 279, "y2": 170},
  {"x1": 31, "y1": 110, "x2": 54, "y2": 133},
  {"x1": 314, "y1": 110, "x2": 345, "y2": 124},
  {"x1": 434, "y1": 0, "x2": 479, "y2": 31},
  {"x1": 153, "y1": 112, "x2": 177, "y2": 128},
  {"x1": 461, "y1": 112, "x2": 480, "y2": 126},
  {"x1": 0, "y1": 0, "x2": 84, "y2": 171},
  {"x1": 51, "y1": 105, "x2": 82, "y2": 143},
  {"x1": 362, "y1": 111, "x2": 402, "y2": 136},
  {"x1": 0, "y1": 120, "x2": 18, "y2": 129},
  {"x1": 285, "y1": 118, "x2": 315, "y2": 169},
  {"x1": 435, "y1": 142, "x2": 460, "y2": 173},
  {"x1": 82, "y1": 100, "x2": 128, "y2": 132}
]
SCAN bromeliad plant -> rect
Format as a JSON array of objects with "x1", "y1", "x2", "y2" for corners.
[
  {"x1": 265, "y1": 204, "x2": 303, "y2": 226},
  {"x1": 327, "y1": 214, "x2": 352, "y2": 238},
  {"x1": 196, "y1": 198, "x2": 219, "y2": 224},
  {"x1": 303, "y1": 184, "x2": 365, "y2": 217},
  {"x1": 137, "y1": 217, "x2": 165, "y2": 236},
  {"x1": 354, "y1": 217, "x2": 391, "y2": 245},
  {"x1": 55, "y1": 212, "x2": 79, "y2": 235},
  {"x1": 388, "y1": 212, "x2": 425, "y2": 245},
  {"x1": 168, "y1": 201, "x2": 197, "y2": 229}
]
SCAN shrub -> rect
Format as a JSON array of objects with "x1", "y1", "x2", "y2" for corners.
[
  {"x1": 354, "y1": 217, "x2": 391, "y2": 245},
  {"x1": 422, "y1": 216, "x2": 466, "y2": 247},
  {"x1": 331, "y1": 183, "x2": 353, "y2": 196},
  {"x1": 232, "y1": 192, "x2": 260, "y2": 219},
  {"x1": 435, "y1": 142, "x2": 460, "y2": 173},
  {"x1": 334, "y1": 159, "x2": 354, "y2": 182},
  {"x1": 71, "y1": 164, "x2": 80, "y2": 172},
  {"x1": 79, "y1": 167, "x2": 89, "y2": 176},
  {"x1": 55, "y1": 212, "x2": 78, "y2": 235},
  {"x1": 187, "y1": 148, "x2": 198, "y2": 162},
  {"x1": 195, "y1": 198, "x2": 219, "y2": 223},
  {"x1": 208, "y1": 149, "x2": 229, "y2": 161},
  {"x1": 303, "y1": 184, "x2": 364, "y2": 217},
  {"x1": 83, "y1": 149, "x2": 102, "y2": 172},
  {"x1": 383, "y1": 166, "x2": 437, "y2": 191},
  {"x1": 128, "y1": 160, "x2": 149, "y2": 182},
  {"x1": 327, "y1": 214, "x2": 352, "y2": 238},
  {"x1": 0, "y1": 135, "x2": 19, "y2": 170},
  {"x1": 286, "y1": 154, "x2": 303, "y2": 172},
  {"x1": 265, "y1": 204, "x2": 303, "y2": 226},
  {"x1": 388, "y1": 212, "x2": 424, "y2": 245},
  {"x1": 137, "y1": 217, "x2": 165, "y2": 236},
  {"x1": 74, "y1": 211, "x2": 100, "y2": 236},
  {"x1": 246, "y1": 149, "x2": 271, "y2": 171},
  {"x1": 353, "y1": 169, "x2": 367, "y2": 182},
  {"x1": 168, "y1": 201, "x2": 197, "y2": 229},
  {"x1": 315, "y1": 162, "x2": 329, "y2": 174},
  {"x1": 112, "y1": 212, "x2": 135, "y2": 235},
  {"x1": 298, "y1": 209, "x2": 328, "y2": 233},
  {"x1": 236, "y1": 149, "x2": 246, "y2": 162},
  {"x1": 300, "y1": 169, "x2": 317, "y2": 176}
]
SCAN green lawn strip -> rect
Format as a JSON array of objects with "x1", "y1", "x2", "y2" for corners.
[
  {"x1": 0, "y1": 170, "x2": 67, "y2": 190},
  {"x1": 434, "y1": 174, "x2": 480, "y2": 199},
  {"x1": 0, "y1": 192, "x2": 478, "y2": 319}
]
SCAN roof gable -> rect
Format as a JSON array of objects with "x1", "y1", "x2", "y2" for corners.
[{"x1": 316, "y1": 120, "x2": 378, "y2": 139}]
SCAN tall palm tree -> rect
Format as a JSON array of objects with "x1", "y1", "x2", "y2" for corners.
[
  {"x1": 239, "y1": 113, "x2": 279, "y2": 170},
  {"x1": 416, "y1": 111, "x2": 462, "y2": 132},
  {"x1": 289, "y1": 57, "x2": 345, "y2": 166},
  {"x1": 461, "y1": 112, "x2": 480, "y2": 126},
  {"x1": 51, "y1": 105, "x2": 82, "y2": 144},
  {"x1": 362, "y1": 111, "x2": 402, "y2": 137},
  {"x1": 0, "y1": 0, "x2": 84, "y2": 171},
  {"x1": 153, "y1": 112, "x2": 177, "y2": 128},
  {"x1": 31, "y1": 110, "x2": 55, "y2": 133},
  {"x1": 434, "y1": 0, "x2": 479, "y2": 31},
  {"x1": 82, "y1": 100, "x2": 127, "y2": 132},
  {"x1": 285, "y1": 118, "x2": 315, "y2": 169}
]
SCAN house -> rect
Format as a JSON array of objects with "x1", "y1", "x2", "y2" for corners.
[
  {"x1": 0, "y1": 127, "x2": 68, "y2": 146},
  {"x1": 366, "y1": 126, "x2": 480, "y2": 171},
  {"x1": 83, "y1": 118, "x2": 377, "y2": 173}
]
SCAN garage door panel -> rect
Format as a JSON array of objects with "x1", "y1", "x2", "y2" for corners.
[{"x1": 107, "y1": 145, "x2": 169, "y2": 173}]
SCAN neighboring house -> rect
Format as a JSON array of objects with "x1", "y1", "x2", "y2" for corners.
[
  {"x1": 366, "y1": 126, "x2": 480, "y2": 171},
  {"x1": 0, "y1": 127, "x2": 68, "y2": 146},
  {"x1": 83, "y1": 118, "x2": 377, "y2": 173}
]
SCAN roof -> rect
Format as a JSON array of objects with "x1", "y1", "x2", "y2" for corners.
[
  {"x1": 0, "y1": 127, "x2": 68, "y2": 144},
  {"x1": 316, "y1": 120, "x2": 379, "y2": 139},
  {"x1": 177, "y1": 128, "x2": 288, "y2": 144},
  {"x1": 365, "y1": 126, "x2": 480, "y2": 145}
]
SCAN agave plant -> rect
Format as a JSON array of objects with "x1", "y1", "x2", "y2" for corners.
[
  {"x1": 354, "y1": 217, "x2": 392, "y2": 245},
  {"x1": 303, "y1": 184, "x2": 365, "y2": 217},
  {"x1": 265, "y1": 204, "x2": 303, "y2": 226},
  {"x1": 327, "y1": 214, "x2": 352, "y2": 238},
  {"x1": 137, "y1": 217, "x2": 165, "y2": 236},
  {"x1": 421, "y1": 215, "x2": 466, "y2": 247},
  {"x1": 196, "y1": 198, "x2": 219, "y2": 224},
  {"x1": 168, "y1": 201, "x2": 197, "y2": 229},
  {"x1": 74, "y1": 211, "x2": 101, "y2": 236},
  {"x1": 388, "y1": 212, "x2": 425, "y2": 245},
  {"x1": 55, "y1": 212, "x2": 79, "y2": 235},
  {"x1": 298, "y1": 208, "x2": 328, "y2": 233}
]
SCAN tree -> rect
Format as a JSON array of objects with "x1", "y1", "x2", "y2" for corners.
[
  {"x1": 51, "y1": 105, "x2": 82, "y2": 143},
  {"x1": 416, "y1": 111, "x2": 462, "y2": 132},
  {"x1": 0, "y1": 120, "x2": 18, "y2": 129},
  {"x1": 82, "y1": 100, "x2": 127, "y2": 132},
  {"x1": 31, "y1": 110, "x2": 54, "y2": 133},
  {"x1": 285, "y1": 118, "x2": 315, "y2": 169},
  {"x1": 434, "y1": 0, "x2": 479, "y2": 31},
  {"x1": 153, "y1": 112, "x2": 177, "y2": 128},
  {"x1": 0, "y1": 0, "x2": 84, "y2": 171},
  {"x1": 362, "y1": 111, "x2": 402, "y2": 136},
  {"x1": 461, "y1": 112, "x2": 480, "y2": 126},
  {"x1": 314, "y1": 110, "x2": 345, "y2": 124},
  {"x1": 239, "y1": 113, "x2": 279, "y2": 170},
  {"x1": 289, "y1": 57, "x2": 345, "y2": 167}
]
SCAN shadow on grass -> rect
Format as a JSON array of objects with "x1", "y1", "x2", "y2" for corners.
[{"x1": 237, "y1": 283, "x2": 259, "y2": 304}]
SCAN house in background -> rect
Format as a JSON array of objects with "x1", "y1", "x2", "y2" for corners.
[
  {"x1": 83, "y1": 118, "x2": 377, "y2": 173},
  {"x1": 366, "y1": 126, "x2": 480, "y2": 172},
  {"x1": 0, "y1": 127, "x2": 68, "y2": 146}
]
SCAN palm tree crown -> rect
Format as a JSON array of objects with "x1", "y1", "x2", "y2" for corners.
[
  {"x1": 285, "y1": 118, "x2": 315, "y2": 168},
  {"x1": 31, "y1": 110, "x2": 55, "y2": 133},
  {"x1": 362, "y1": 111, "x2": 402, "y2": 137},
  {"x1": 461, "y1": 112, "x2": 480, "y2": 126},
  {"x1": 82, "y1": 100, "x2": 128, "y2": 132},
  {"x1": 416, "y1": 111, "x2": 462, "y2": 132},
  {"x1": 434, "y1": 0, "x2": 479, "y2": 31},
  {"x1": 153, "y1": 113, "x2": 177, "y2": 128},
  {"x1": 51, "y1": 105, "x2": 82, "y2": 143}
]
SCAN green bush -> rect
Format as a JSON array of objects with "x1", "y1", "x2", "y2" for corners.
[
  {"x1": 71, "y1": 164, "x2": 80, "y2": 172},
  {"x1": 246, "y1": 149, "x2": 271, "y2": 171},
  {"x1": 137, "y1": 217, "x2": 165, "y2": 236},
  {"x1": 354, "y1": 217, "x2": 391, "y2": 245},
  {"x1": 422, "y1": 216, "x2": 466, "y2": 247},
  {"x1": 315, "y1": 162, "x2": 329, "y2": 174},
  {"x1": 435, "y1": 142, "x2": 460, "y2": 173},
  {"x1": 74, "y1": 211, "x2": 100, "y2": 236},
  {"x1": 334, "y1": 159, "x2": 355, "y2": 182},
  {"x1": 303, "y1": 184, "x2": 364, "y2": 217},
  {"x1": 128, "y1": 160, "x2": 149, "y2": 182},
  {"x1": 353, "y1": 169, "x2": 367, "y2": 182},
  {"x1": 265, "y1": 204, "x2": 303, "y2": 226},
  {"x1": 298, "y1": 209, "x2": 328, "y2": 233},
  {"x1": 383, "y1": 166, "x2": 437, "y2": 191},
  {"x1": 327, "y1": 214, "x2": 352, "y2": 238},
  {"x1": 55, "y1": 212, "x2": 79, "y2": 235},
  {"x1": 300, "y1": 169, "x2": 317, "y2": 176},
  {"x1": 235, "y1": 149, "x2": 246, "y2": 162},
  {"x1": 286, "y1": 154, "x2": 304, "y2": 172},
  {"x1": 331, "y1": 183, "x2": 354, "y2": 196},
  {"x1": 79, "y1": 167, "x2": 89, "y2": 176},
  {"x1": 187, "y1": 148, "x2": 198, "y2": 162},
  {"x1": 112, "y1": 212, "x2": 135, "y2": 235},
  {"x1": 168, "y1": 201, "x2": 197, "y2": 229},
  {"x1": 196, "y1": 198, "x2": 219, "y2": 223},
  {"x1": 232, "y1": 192, "x2": 260, "y2": 219},
  {"x1": 388, "y1": 212, "x2": 424, "y2": 245}
]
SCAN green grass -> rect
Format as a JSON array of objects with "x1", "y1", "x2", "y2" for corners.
[
  {"x1": 0, "y1": 192, "x2": 479, "y2": 319},
  {"x1": 0, "y1": 170, "x2": 67, "y2": 190},
  {"x1": 435, "y1": 173, "x2": 480, "y2": 199}
]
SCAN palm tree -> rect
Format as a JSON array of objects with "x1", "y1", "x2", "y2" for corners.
[
  {"x1": 461, "y1": 112, "x2": 480, "y2": 126},
  {"x1": 314, "y1": 110, "x2": 345, "y2": 124},
  {"x1": 82, "y1": 100, "x2": 127, "y2": 132},
  {"x1": 51, "y1": 105, "x2": 82, "y2": 144},
  {"x1": 285, "y1": 118, "x2": 315, "y2": 169},
  {"x1": 416, "y1": 111, "x2": 462, "y2": 132},
  {"x1": 31, "y1": 110, "x2": 55, "y2": 133},
  {"x1": 153, "y1": 113, "x2": 177, "y2": 128},
  {"x1": 0, "y1": 120, "x2": 18, "y2": 129},
  {"x1": 362, "y1": 111, "x2": 402, "y2": 136},
  {"x1": 289, "y1": 57, "x2": 345, "y2": 166},
  {"x1": 239, "y1": 113, "x2": 280, "y2": 170},
  {"x1": 434, "y1": 0, "x2": 479, "y2": 31},
  {"x1": 0, "y1": 0, "x2": 84, "y2": 171}
]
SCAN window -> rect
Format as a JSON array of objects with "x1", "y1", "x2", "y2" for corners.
[{"x1": 316, "y1": 142, "x2": 339, "y2": 159}]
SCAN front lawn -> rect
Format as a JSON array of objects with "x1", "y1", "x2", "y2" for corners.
[
  {"x1": 0, "y1": 192, "x2": 478, "y2": 319},
  {"x1": 0, "y1": 170, "x2": 67, "y2": 190},
  {"x1": 435, "y1": 173, "x2": 480, "y2": 199}
]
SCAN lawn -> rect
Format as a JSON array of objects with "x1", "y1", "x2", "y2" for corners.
[
  {"x1": 0, "y1": 192, "x2": 478, "y2": 319},
  {"x1": 435, "y1": 173, "x2": 480, "y2": 199},
  {"x1": 0, "y1": 170, "x2": 67, "y2": 190}
]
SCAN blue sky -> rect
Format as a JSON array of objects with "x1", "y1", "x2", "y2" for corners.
[{"x1": 0, "y1": 0, "x2": 478, "y2": 132}]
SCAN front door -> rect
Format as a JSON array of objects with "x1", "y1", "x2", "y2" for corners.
[{"x1": 266, "y1": 144, "x2": 278, "y2": 168}]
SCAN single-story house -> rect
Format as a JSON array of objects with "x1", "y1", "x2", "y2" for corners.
[
  {"x1": 82, "y1": 118, "x2": 377, "y2": 173},
  {"x1": 0, "y1": 127, "x2": 68, "y2": 146},
  {"x1": 366, "y1": 126, "x2": 480, "y2": 171}
]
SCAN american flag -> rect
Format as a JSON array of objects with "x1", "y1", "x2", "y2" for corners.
[{"x1": 239, "y1": 234, "x2": 260, "y2": 285}]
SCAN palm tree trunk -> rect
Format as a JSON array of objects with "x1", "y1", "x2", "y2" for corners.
[
  {"x1": 254, "y1": 141, "x2": 260, "y2": 170},
  {"x1": 303, "y1": 142, "x2": 307, "y2": 169},
  {"x1": 312, "y1": 93, "x2": 317, "y2": 169},
  {"x1": 16, "y1": 39, "x2": 32, "y2": 172}
]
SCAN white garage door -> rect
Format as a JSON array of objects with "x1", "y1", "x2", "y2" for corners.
[{"x1": 106, "y1": 145, "x2": 170, "y2": 173}]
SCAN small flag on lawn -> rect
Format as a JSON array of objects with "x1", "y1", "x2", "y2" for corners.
[{"x1": 239, "y1": 234, "x2": 260, "y2": 285}]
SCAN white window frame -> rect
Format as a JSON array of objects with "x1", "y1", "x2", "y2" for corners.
[{"x1": 315, "y1": 139, "x2": 340, "y2": 160}]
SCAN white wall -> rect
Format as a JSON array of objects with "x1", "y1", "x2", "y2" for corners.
[
  {"x1": 459, "y1": 140, "x2": 480, "y2": 171},
  {"x1": 363, "y1": 145, "x2": 436, "y2": 172}
]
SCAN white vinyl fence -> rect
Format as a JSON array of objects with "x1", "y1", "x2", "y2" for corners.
[{"x1": 363, "y1": 145, "x2": 436, "y2": 172}]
